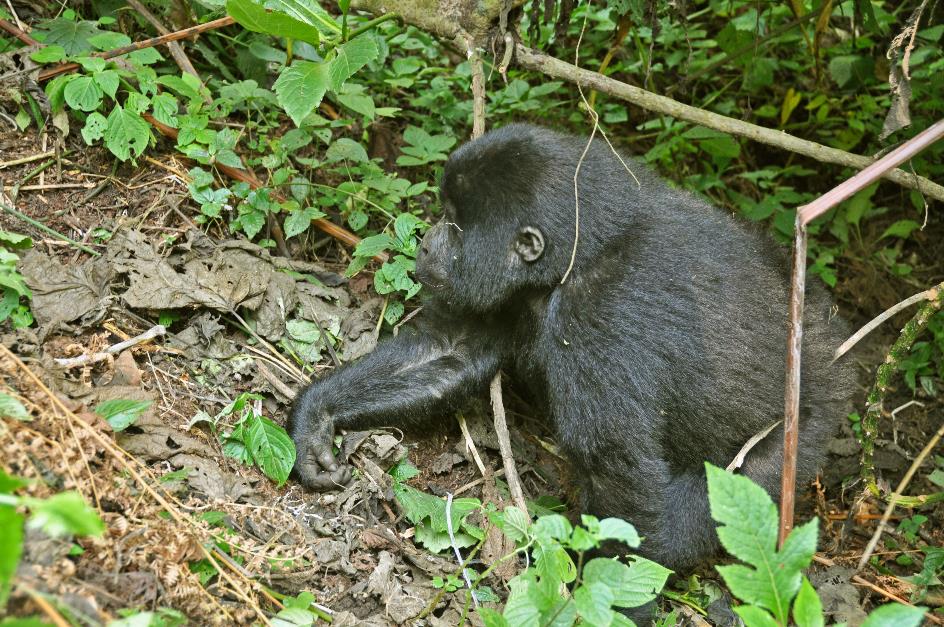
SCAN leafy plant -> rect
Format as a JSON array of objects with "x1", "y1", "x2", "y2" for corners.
[
  {"x1": 0, "y1": 230, "x2": 34, "y2": 329},
  {"x1": 94, "y1": 398, "x2": 152, "y2": 432},
  {"x1": 191, "y1": 393, "x2": 296, "y2": 486},
  {"x1": 705, "y1": 463, "x2": 927, "y2": 627},
  {"x1": 0, "y1": 470, "x2": 104, "y2": 609}
]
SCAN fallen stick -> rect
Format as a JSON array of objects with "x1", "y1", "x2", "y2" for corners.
[{"x1": 54, "y1": 325, "x2": 167, "y2": 368}]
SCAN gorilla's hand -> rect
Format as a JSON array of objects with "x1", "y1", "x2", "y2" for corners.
[{"x1": 293, "y1": 415, "x2": 352, "y2": 490}]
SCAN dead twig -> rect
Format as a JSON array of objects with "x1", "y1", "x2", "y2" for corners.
[
  {"x1": 54, "y1": 325, "x2": 166, "y2": 368},
  {"x1": 835, "y1": 284, "x2": 941, "y2": 361},
  {"x1": 727, "y1": 420, "x2": 782, "y2": 471},
  {"x1": 125, "y1": 0, "x2": 201, "y2": 79},
  {"x1": 0, "y1": 150, "x2": 56, "y2": 170},
  {"x1": 490, "y1": 372, "x2": 527, "y2": 513}
]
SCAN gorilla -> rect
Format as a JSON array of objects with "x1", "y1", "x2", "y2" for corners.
[{"x1": 289, "y1": 124, "x2": 856, "y2": 578}]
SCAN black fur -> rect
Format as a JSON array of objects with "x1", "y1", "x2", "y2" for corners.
[{"x1": 289, "y1": 124, "x2": 856, "y2": 579}]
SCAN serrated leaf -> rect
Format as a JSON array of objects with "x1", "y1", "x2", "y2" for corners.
[
  {"x1": 226, "y1": 0, "x2": 321, "y2": 45},
  {"x1": 103, "y1": 104, "x2": 151, "y2": 161},
  {"x1": 151, "y1": 92, "x2": 179, "y2": 127},
  {"x1": 353, "y1": 233, "x2": 392, "y2": 258},
  {"x1": 274, "y1": 61, "x2": 331, "y2": 126},
  {"x1": 81, "y1": 112, "x2": 108, "y2": 144},
  {"x1": 329, "y1": 36, "x2": 378, "y2": 91},
  {"x1": 793, "y1": 577, "x2": 824, "y2": 627},
  {"x1": 94, "y1": 70, "x2": 119, "y2": 99},
  {"x1": 325, "y1": 138, "x2": 369, "y2": 163},
  {"x1": 268, "y1": 0, "x2": 340, "y2": 34},
  {"x1": 30, "y1": 45, "x2": 67, "y2": 63},
  {"x1": 64, "y1": 75, "x2": 104, "y2": 111},
  {"x1": 94, "y1": 398, "x2": 152, "y2": 431},
  {"x1": 0, "y1": 392, "x2": 30, "y2": 421},
  {"x1": 597, "y1": 517, "x2": 640, "y2": 547},
  {"x1": 574, "y1": 582, "x2": 614, "y2": 624},
  {"x1": 245, "y1": 415, "x2": 296, "y2": 485},
  {"x1": 502, "y1": 506, "x2": 531, "y2": 543},
  {"x1": 734, "y1": 605, "x2": 780, "y2": 627}
]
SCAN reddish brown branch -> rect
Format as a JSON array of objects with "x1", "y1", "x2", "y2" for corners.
[
  {"x1": 142, "y1": 113, "x2": 375, "y2": 258},
  {"x1": 38, "y1": 16, "x2": 236, "y2": 81},
  {"x1": 0, "y1": 17, "x2": 39, "y2": 45}
]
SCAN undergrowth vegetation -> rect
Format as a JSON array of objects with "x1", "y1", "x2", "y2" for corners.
[{"x1": 1, "y1": 0, "x2": 943, "y2": 624}]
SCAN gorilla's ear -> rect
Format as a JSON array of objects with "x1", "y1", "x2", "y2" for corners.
[{"x1": 514, "y1": 226, "x2": 545, "y2": 263}]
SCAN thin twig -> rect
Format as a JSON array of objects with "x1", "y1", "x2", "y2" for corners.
[
  {"x1": 54, "y1": 325, "x2": 166, "y2": 368},
  {"x1": 0, "y1": 150, "x2": 56, "y2": 170},
  {"x1": 490, "y1": 373, "x2": 527, "y2": 513},
  {"x1": 834, "y1": 285, "x2": 939, "y2": 361},
  {"x1": 857, "y1": 420, "x2": 944, "y2": 571},
  {"x1": 727, "y1": 420, "x2": 782, "y2": 471},
  {"x1": 0, "y1": 200, "x2": 100, "y2": 256},
  {"x1": 125, "y1": 0, "x2": 201, "y2": 78},
  {"x1": 457, "y1": 413, "x2": 487, "y2": 476}
]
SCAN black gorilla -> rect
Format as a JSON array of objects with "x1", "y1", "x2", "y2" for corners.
[{"x1": 289, "y1": 124, "x2": 856, "y2": 575}]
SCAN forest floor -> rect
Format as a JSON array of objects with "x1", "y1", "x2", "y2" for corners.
[{"x1": 2, "y1": 125, "x2": 943, "y2": 626}]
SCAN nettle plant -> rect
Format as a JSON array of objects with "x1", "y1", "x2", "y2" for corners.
[{"x1": 390, "y1": 457, "x2": 929, "y2": 626}]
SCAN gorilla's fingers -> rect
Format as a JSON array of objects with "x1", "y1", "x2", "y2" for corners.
[
  {"x1": 315, "y1": 446, "x2": 338, "y2": 472},
  {"x1": 304, "y1": 468, "x2": 353, "y2": 490}
]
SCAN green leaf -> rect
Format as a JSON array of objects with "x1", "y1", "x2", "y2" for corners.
[
  {"x1": 64, "y1": 75, "x2": 104, "y2": 111},
  {"x1": 0, "y1": 392, "x2": 30, "y2": 421},
  {"x1": 151, "y1": 92, "x2": 179, "y2": 128},
  {"x1": 42, "y1": 18, "x2": 102, "y2": 55},
  {"x1": 707, "y1": 463, "x2": 817, "y2": 624},
  {"x1": 94, "y1": 70, "x2": 119, "y2": 99},
  {"x1": 574, "y1": 582, "x2": 614, "y2": 624},
  {"x1": 0, "y1": 505, "x2": 24, "y2": 606},
  {"x1": 501, "y1": 506, "x2": 531, "y2": 543},
  {"x1": 273, "y1": 61, "x2": 331, "y2": 126},
  {"x1": 30, "y1": 45, "x2": 67, "y2": 63},
  {"x1": 245, "y1": 415, "x2": 296, "y2": 486},
  {"x1": 268, "y1": 0, "x2": 341, "y2": 34},
  {"x1": 285, "y1": 207, "x2": 326, "y2": 239},
  {"x1": 103, "y1": 104, "x2": 151, "y2": 161},
  {"x1": 325, "y1": 138, "x2": 369, "y2": 163},
  {"x1": 81, "y1": 112, "x2": 108, "y2": 144},
  {"x1": 329, "y1": 36, "x2": 379, "y2": 91},
  {"x1": 880, "y1": 220, "x2": 921, "y2": 239},
  {"x1": 388, "y1": 458, "x2": 420, "y2": 482},
  {"x1": 226, "y1": 0, "x2": 321, "y2": 45},
  {"x1": 860, "y1": 603, "x2": 926, "y2": 627},
  {"x1": 793, "y1": 577, "x2": 824, "y2": 627},
  {"x1": 597, "y1": 517, "x2": 640, "y2": 547},
  {"x1": 94, "y1": 398, "x2": 152, "y2": 431},
  {"x1": 531, "y1": 514, "x2": 572, "y2": 541},
  {"x1": 477, "y1": 608, "x2": 510, "y2": 627},
  {"x1": 27, "y1": 491, "x2": 105, "y2": 537},
  {"x1": 353, "y1": 233, "x2": 392, "y2": 258},
  {"x1": 734, "y1": 605, "x2": 780, "y2": 627}
]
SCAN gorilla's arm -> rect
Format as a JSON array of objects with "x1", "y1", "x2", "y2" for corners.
[{"x1": 288, "y1": 314, "x2": 501, "y2": 489}]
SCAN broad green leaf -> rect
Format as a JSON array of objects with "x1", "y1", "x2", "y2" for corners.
[
  {"x1": 325, "y1": 138, "x2": 369, "y2": 163},
  {"x1": 478, "y1": 608, "x2": 510, "y2": 627},
  {"x1": 94, "y1": 398, "x2": 152, "y2": 431},
  {"x1": 0, "y1": 392, "x2": 30, "y2": 421},
  {"x1": 861, "y1": 603, "x2": 926, "y2": 627},
  {"x1": 531, "y1": 514, "x2": 572, "y2": 541},
  {"x1": 226, "y1": 0, "x2": 321, "y2": 45},
  {"x1": 880, "y1": 220, "x2": 921, "y2": 239},
  {"x1": 41, "y1": 18, "x2": 102, "y2": 55},
  {"x1": 30, "y1": 45, "x2": 67, "y2": 63},
  {"x1": 793, "y1": 577, "x2": 824, "y2": 627},
  {"x1": 273, "y1": 61, "x2": 331, "y2": 126},
  {"x1": 269, "y1": 0, "x2": 341, "y2": 34},
  {"x1": 27, "y1": 491, "x2": 105, "y2": 537},
  {"x1": 574, "y1": 582, "x2": 614, "y2": 624},
  {"x1": 103, "y1": 104, "x2": 151, "y2": 161},
  {"x1": 150, "y1": 92, "x2": 179, "y2": 128},
  {"x1": 284, "y1": 207, "x2": 326, "y2": 239},
  {"x1": 64, "y1": 75, "x2": 104, "y2": 111},
  {"x1": 94, "y1": 70, "x2": 120, "y2": 99},
  {"x1": 246, "y1": 416, "x2": 296, "y2": 485},
  {"x1": 0, "y1": 506, "x2": 24, "y2": 606},
  {"x1": 388, "y1": 458, "x2": 420, "y2": 482},
  {"x1": 597, "y1": 517, "x2": 640, "y2": 547},
  {"x1": 0, "y1": 231, "x2": 32, "y2": 250},
  {"x1": 329, "y1": 36, "x2": 379, "y2": 91},
  {"x1": 501, "y1": 506, "x2": 530, "y2": 543},
  {"x1": 81, "y1": 112, "x2": 108, "y2": 144},
  {"x1": 353, "y1": 233, "x2": 392, "y2": 258},
  {"x1": 706, "y1": 463, "x2": 778, "y2": 567},
  {"x1": 734, "y1": 605, "x2": 780, "y2": 627}
]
